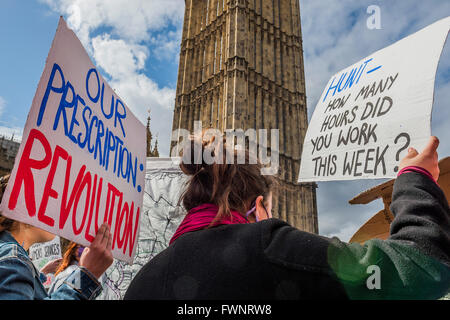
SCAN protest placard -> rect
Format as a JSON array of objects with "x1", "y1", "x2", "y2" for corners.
[
  {"x1": 298, "y1": 16, "x2": 450, "y2": 182},
  {"x1": 0, "y1": 17, "x2": 146, "y2": 263},
  {"x1": 29, "y1": 236, "x2": 62, "y2": 271}
]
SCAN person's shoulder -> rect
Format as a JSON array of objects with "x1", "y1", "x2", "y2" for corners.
[
  {"x1": 0, "y1": 232, "x2": 33, "y2": 267},
  {"x1": 175, "y1": 218, "x2": 291, "y2": 241},
  {"x1": 49, "y1": 264, "x2": 79, "y2": 293},
  {"x1": 55, "y1": 264, "x2": 79, "y2": 279},
  {"x1": 0, "y1": 240, "x2": 28, "y2": 261},
  {"x1": 257, "y1": 218, "x2": 339, "y2": 272},
  {"x1": 256, "y1": 217, "x2": 292, "y2": 230},
  {"x1": 231, "y1": 218, "x2": 292, "y2": 233},
  {"x1": 253, "y1": 217, "x2": 310, "y2": 240},
  {"x1": 0, "y1": 240, "x2": 35, "y2": 277}
]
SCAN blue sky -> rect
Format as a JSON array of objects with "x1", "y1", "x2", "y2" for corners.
[
  {"x1": 0, "y1": 1, "x2": 55, "y2": 136},
  {"x1": 0, "y1": 0, "x2": 449, "y2": 241},
  {"x1": 0, "y1": 0, "x2": 183, "y2": 141}
]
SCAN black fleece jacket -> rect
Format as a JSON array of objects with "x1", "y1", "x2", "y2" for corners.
[{"x1": 124, "y1": 172, "x2": 450, "y2": 300}]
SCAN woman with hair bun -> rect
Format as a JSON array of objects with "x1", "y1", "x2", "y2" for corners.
[{"x1": 125, "y1": 135, "x2": 449, "y2": 300}]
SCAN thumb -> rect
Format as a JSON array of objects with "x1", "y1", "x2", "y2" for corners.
[
  {"x1": 421, "y1": 136, "x2": 439, "y2": 156},
  {"x1": 80, "y1": 247, "x2": 89, "y2": 258},
  {"x1": 405, "y1": 147, "x2": 419, "y2": 158}
]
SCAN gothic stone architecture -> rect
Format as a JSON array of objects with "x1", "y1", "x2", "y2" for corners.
[
  {"x1": 146, "y1": 111, "x2": 160, "y2": 157},
  {"x1": 171, "y1": 0, "x2": 318, "y2": 232},
  {"x1": 0, "y1": 136, "x2": 20, "y2": 177}
]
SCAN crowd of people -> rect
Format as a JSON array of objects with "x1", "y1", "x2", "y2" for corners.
[{"x1": 0, "y1": 135, "x2": 449, "y2": 300}]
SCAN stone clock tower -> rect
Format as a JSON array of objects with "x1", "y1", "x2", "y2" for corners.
[{"x1": 171, "y1": 0, "x2": 318, "y2": 233}]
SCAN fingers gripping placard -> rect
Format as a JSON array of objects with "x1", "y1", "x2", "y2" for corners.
[
  {"x1": 0, "y1": 18, "x2": 146, "y2": 263},
  {"x1": 299, "y1": 16, "x2": 450, "y2": 182}
]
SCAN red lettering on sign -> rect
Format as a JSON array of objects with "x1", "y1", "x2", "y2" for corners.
[
  {"x1": 84, "y1": 174, "x2": 98, "y2": 242},
  {"x1": 125, "y1": 202, "x2": 140, "y2": 257},
  {"x1": 104, "y1": 183, "x2": 122, "y2": 229},
  {"x1": 6, "y1": 128, "x2": 141, "y2": 259},
  {"x1": 8, "y1": 129, "x2": 52, "y2": 216},
  {"x1": 113, "y1": 202, "x2": 128, "y2": 250},
  {"x1": 59, "y1": 164, "x2": 85, "y2": 230},
  {"x1": 94, "y1": 177, "x2": 103, "y2": 234},
  {"x1": 72, "y1": 172, "x2": 92, "y2": 235},
  {"x1": 38, "y1": 145, "x2": 69, "y2": 226}
]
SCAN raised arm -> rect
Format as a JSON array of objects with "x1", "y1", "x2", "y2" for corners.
[{"x1": 263, "y1": 137, "x2": 450, "y2": 299}]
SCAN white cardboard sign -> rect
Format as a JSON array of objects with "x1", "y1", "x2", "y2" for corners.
[
  {"x1": 29, "y1": 236, "x2": 62, "y2": 271},
  {"x1": 0, "y1": 18, "x2": 146, "y2": 263},
  {"x1": 299, "y1": 16, "x2": 450, "y2": 182}
]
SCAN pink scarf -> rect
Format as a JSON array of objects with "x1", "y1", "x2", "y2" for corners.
[{"x1": 169, "y1": 203, "x2": 249, "y2": 245}]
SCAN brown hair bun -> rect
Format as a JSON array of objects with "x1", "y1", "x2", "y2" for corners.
[{"x1": 178, "y1": 133, "x2": 275, "y2": 224}]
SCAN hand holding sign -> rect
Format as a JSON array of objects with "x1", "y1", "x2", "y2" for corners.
[
  {"x1": 80, "y1": 223, "x2": 113, "y2": 279},
  {"x1": 399, "y1": 136, "x2": 440, "y2": 181},
  {"x1": 40, "y1": 258, "x2": 63, "y2": 274}
]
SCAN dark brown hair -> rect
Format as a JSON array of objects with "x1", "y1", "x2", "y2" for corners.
[
  {"x1": 0, "y1": 174, "x2": 15, "y2": 232},
  {"x1": 179, "y1": 134, "x2": 276, "y2": 225}
]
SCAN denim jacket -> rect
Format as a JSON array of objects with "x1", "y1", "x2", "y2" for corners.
[
  {"x1": 0, "y1": 231, "x2": 102, "y2": 300},
  {"x1": 48, "y1": 263, "x2": 79, "y2": 295}
]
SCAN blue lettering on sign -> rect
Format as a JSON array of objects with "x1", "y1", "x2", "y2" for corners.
[
  {"x1": 322, "y1": 58, "x2": 375, "y2": 103},
  {"x1": 100, "y1": 82, "x2": 114, "y2": 120},
  {"x1": 38, "y1": 63, "x2": 65, "y2": 127},
  {"x1": 366, "y1": 65, "x2": 382, "y2": 74},
  {"x1": 86, "y1": 68, "x2": 100, "y2": 103},
  {"x1": 36, "y1": 63, "x2": 142, "y2": 192}
]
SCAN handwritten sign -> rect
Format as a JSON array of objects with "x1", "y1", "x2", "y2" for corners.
[
  {"x1": 29, "y1": 236, "x2": 62, "y2": 271},
  {"x1": 0, "y1": 18, "x2": 146, "y2": 263},
  {"x1": 299, "y1": 16, "x2": 450, "y2": 182}
]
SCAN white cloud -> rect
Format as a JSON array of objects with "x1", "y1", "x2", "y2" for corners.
[
  {"x1": 91, "y1": 35, "x2": 149, "y2": 79},
  {"x1": 89, "y1": 34, "x2": 176, "y2": 156},
  {"x1": 40, "y1": 0, "x2": 185, "y2": 156},
  {"x1": 149, "y1": 28, "x2": 183, "y2": 63},
  {"x1": 0, "y1": 126, "x2": 23, "y2": 142},
  {"x1": 66, "y1": 0, "x2": 184, "y2": 42},
  {"x1": 321, "y1": 221, "x2": 364, "y2": 243},
  {"x1": 109, "y1": 73, "x2": 176, "y2": 156},
  {"x1": 40, "y1": 0, "x2": 184, "y2": 48},
  {"x1": 315, "y1": 178, "x2": 387, "y2": 241}
]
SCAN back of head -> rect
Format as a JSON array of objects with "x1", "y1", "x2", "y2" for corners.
[{"x1": 179, "y1": 134, "x2": 276, "y2": 224}]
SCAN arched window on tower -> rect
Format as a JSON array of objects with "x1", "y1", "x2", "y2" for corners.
[
  {"x1": 219, "y1": 34, "x2": 223, "y2": 70},
  {"x1": 206, "y1": 0, "x2": 210, "y2": 25},
  {"x1": 213, "y1": 37, "x2": 217, "y2": 73},
  {"x1": 210, "y1": 96, "x2": 214, "y2": 127},
  {"x1": 201, "y1": 47, "x2": 206, "y2": 82},
  {"x1": 217, "y1": 96, "x2": 221, "y2": 128}
]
